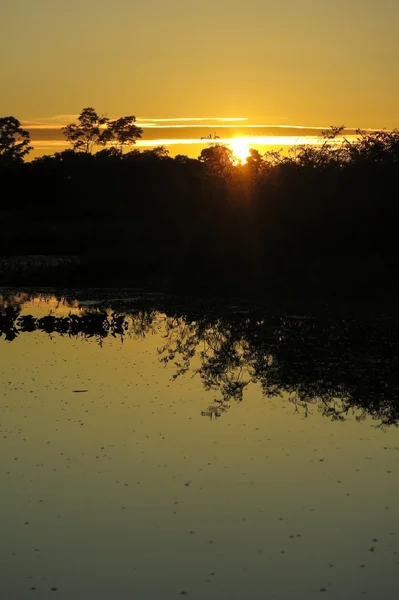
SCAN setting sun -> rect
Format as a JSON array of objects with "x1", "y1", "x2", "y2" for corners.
[{"x1": 230, "y1": 138, "x2": 251, "y2": 164}]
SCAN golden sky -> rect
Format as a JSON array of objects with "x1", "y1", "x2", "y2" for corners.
[{"x1": 2, "y1": 0, "x2": 399, "y2": 130}]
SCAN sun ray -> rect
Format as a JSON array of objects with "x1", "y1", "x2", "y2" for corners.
[{"x1": 229, "y1": 138, "x2": 251, "y2": 164}]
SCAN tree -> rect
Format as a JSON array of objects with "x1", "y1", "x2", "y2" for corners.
[
  {"x1": 0, "y1": 116, "x2": 32, "y2": 165},
  {"x1": 246, "y1": 148, "x2": 264, "y2": 173},
  {"x1": 321, "y1": 125, "x2": 345, "y2": 140},
  {"x1": 108, "y1": 115, "x2": 142, "y2": 152},
  {"x1": 62, "y1": 107, "x2": 109, "y2": 153},
  {"x1": 95, "y1": 147, "x2": 123, "y2": 159},
  {"x1": 199, "y1": 144, "x2": 234, "y2": 179},
  {"x1": 123, "y1": 145, "x2": 170, "y2": 161},
  {"x1": 144, "y1": 145, "x2": 169, "y2": 159}
]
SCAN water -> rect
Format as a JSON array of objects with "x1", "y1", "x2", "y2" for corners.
[{"x1": 1, "y1": 291, "x2": 399, "y2": 599}]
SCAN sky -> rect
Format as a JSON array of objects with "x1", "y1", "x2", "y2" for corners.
[{"x1": 1, "y1": 0, "x2": 399, "y2": 156}]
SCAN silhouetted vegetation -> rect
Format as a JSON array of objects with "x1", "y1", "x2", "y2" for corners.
[
  {"x1": 1, "y1": 114, "x2": 399, "y2": 297},
  {"x1": 0, "y1": 116, "x2": 32, "y2": 166},
  {"x1": 61, "y1": 107, "x2": 142, "y2": 153},
  {"x1": 2, "y1": 293, "x2": 399, "y2": 426}
]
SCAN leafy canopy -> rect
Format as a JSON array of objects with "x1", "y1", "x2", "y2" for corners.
[
  {"x1": 108, "y1": 116, "x2": 143, "y2": 151},
  {"x1": 62, "y1": 108, "x2": 143, "y2": 153},
  {"x1": 62, "y1": 107, "x2": 109, "y2": 153},
  {"x1": 0, "y1": 116, "x2": 32, "y2": 165}
]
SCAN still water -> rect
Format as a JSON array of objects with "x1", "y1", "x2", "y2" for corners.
[{"x1": 1, "y1": 291, "x2": 398, "y2": 599}]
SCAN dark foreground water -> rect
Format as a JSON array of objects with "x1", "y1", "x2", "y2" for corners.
[{"x1": 1, "y1": 291, "x2": 399, "y2": 599}]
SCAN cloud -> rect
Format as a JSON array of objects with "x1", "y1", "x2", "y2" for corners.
[
  {"x1": 135, "y1": 135, "x2": 359, "y2": 148},
  {"x1": 136, "y1": 117, "x2": 248, "y2": 123},
  {"x1": 22, "y1": 113, "x2": 384, "y2": 135},
  {"x1": 22, "y1": 114, "x2": 79, "y2": 129},
  {"x1": 22, "y1": 115, "x2": 249, "y2": 129}
]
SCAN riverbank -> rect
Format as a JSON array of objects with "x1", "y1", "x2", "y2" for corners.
[{"x1": 1, "y1": 253, "x2": 399, "y2": 316}]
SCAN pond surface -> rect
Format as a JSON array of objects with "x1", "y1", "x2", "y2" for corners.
[{"x1": 1, "y1": 291, "x2": 399, "y2": 599}]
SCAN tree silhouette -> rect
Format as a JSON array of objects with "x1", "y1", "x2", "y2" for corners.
[
  {"x1": 321, "y1": 125, "x2": 345, "y2": 139},
  {"x1": 245, "y1": 148, "x2": 264, "y2": 174},
  {"x1": 0, "y1": 116, "x2": 32, "y2": 165},
  {"x1": 143, "y1": 145, "x2": 170, "y2": 159},
  {"x1": 199, "y1": 144, "x2": 234, "y2": 179},
  {"x1": 62, "y1": 107, "x2": 109, "y2": 153},
  {"x1": 108, "y1": 115, "x2": 143, "y2": 152},
  {"x1": 123, "y1": 145, "x2": 170, "y2": 161}
]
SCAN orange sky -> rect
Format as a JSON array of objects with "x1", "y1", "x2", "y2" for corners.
[{"x1": 1, "y1": 0, "x2": 399, "y2": 132}]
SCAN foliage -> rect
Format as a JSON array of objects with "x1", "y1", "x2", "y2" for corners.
[
  {"x1": 123, "y1": 145, "x2": 170, "y2": 161},
  {"x1": 198, "y1": 144, "x2": 234, "y2": 178},
  {"x1": 62, "y1": 109, "x2": 143, "y2": 154},
  {"x1": 0, "y1": 116, "x2": 32, "y2": 165},
  {"x1": 320, "y1": 125, "x2": 346, "y2": 139},
  {"x1": 107, "y1": 115, "x2": 143, "y2": 152},
  {"x1": 2, "y1": 125, "x2": 399, "y2": 299},
  {"x1": 62, "y1": 107, "x2": 109, "y2": 153}
]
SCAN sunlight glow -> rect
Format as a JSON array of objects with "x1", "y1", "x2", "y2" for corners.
[{"x1": 229, "y1": 138, "x2": 251, "y2": 164}]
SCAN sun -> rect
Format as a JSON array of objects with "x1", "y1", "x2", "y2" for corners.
[{"x1": 229, "y1": 138, "x2": 251, "y2": 164}]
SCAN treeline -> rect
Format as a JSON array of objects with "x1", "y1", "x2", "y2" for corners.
[{"x1": 1, "y1": 110, "x2": 399, "y2": 293}]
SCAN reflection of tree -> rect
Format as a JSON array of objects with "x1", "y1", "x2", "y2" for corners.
[
  {"x1": 157, "y1": 316, "x2": 250, "y2": 418},
  {"x1": 0, "y1": 305, "x2": 157, "y2": 344},
  {"x1": 267, "y1": 315, "x2": 399, "y2": 426},
  {"x1": 2, "y1": 300, "x2": 399, "y2": 426},
  {"x1": 157, "y1": 312, "x2": 399, "y2": 426}
]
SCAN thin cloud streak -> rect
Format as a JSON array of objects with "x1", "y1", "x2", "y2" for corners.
[
  {"x1": 30, "y1": 140, "x2": 72, "y2": 147},
  {"x1": 23, "y1": 116, "x2": 379, "y2": 134},
  {"x1": 23, "y1": 122, "x2": 338, "y2": 131},
  {"x1": 22, "y1": 114, "x2": 80, "y2": 128},
  {"x1": 32, "y1": 136, "x2": 330, "y2": 148},
  {"x1": 135, "y1": 135, "x2": 359, "y2": 147},
  {"x1": 22, "y1": 115, "x2": 248, "y2": 129},
  {"x1": 137, "y1": 117, "x2": 248, "y2": 122}
]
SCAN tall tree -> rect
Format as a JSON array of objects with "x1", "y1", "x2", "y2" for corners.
[
  {"x1": 62, "y1": 107, "x2": 109, "y2": 153},
  {"x1": 108, "y1": 116, "x2": 143, "y2": 152},
  {"x1": 0, "y1": 117, "x2": 32, "y2": 165}
]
